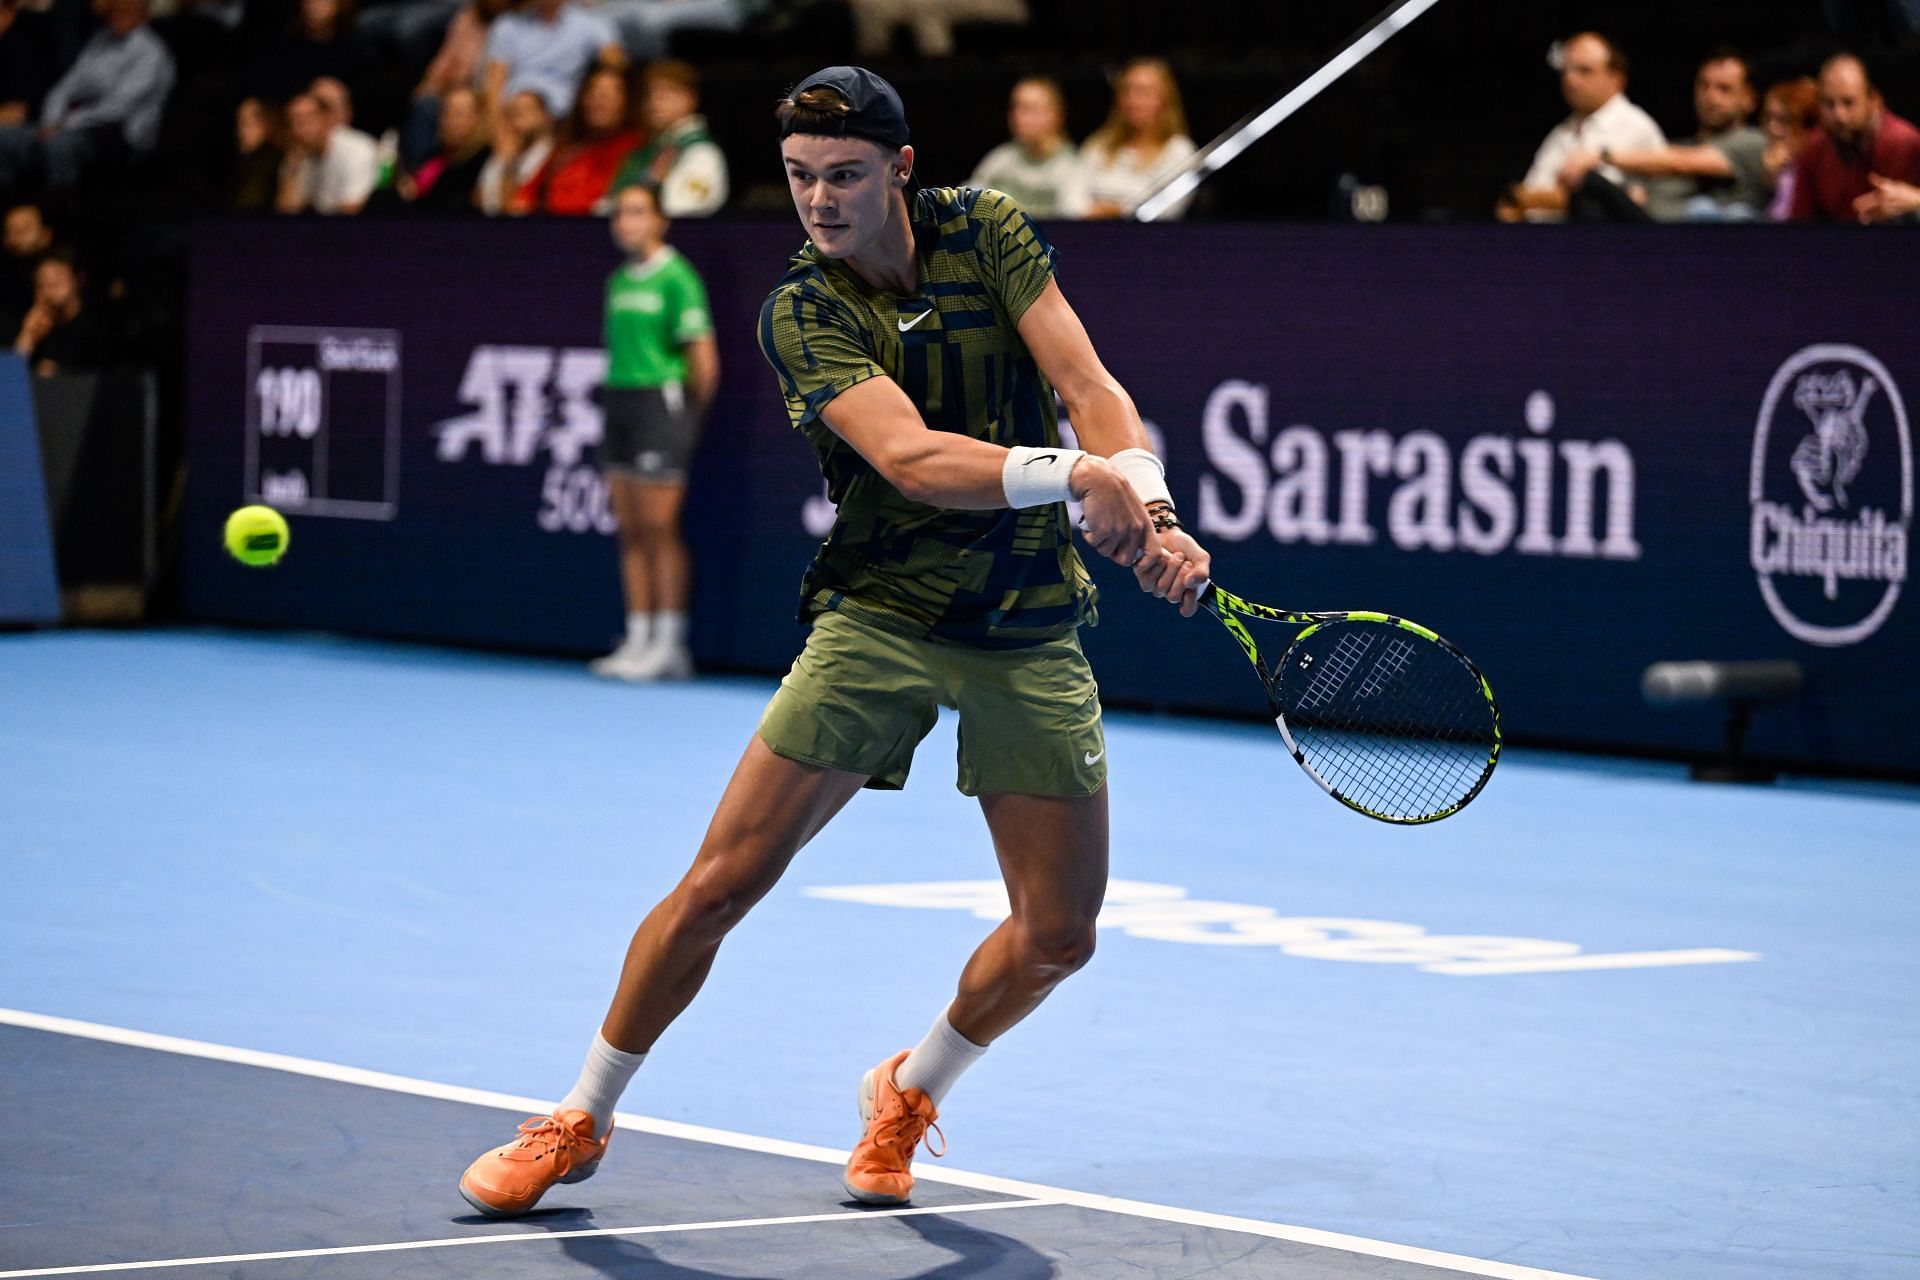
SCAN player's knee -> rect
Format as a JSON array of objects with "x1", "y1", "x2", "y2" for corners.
[
  {"x1": 1024, "y1": 919, "x2": 1097, "y2": 978},
  {"x1": 666, "y1": 873, "x2": 754, "y2": 942}
]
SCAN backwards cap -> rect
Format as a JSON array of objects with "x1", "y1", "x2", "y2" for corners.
[{"x1": 780, "y1": 66, "x2": 910, "y2": 151}]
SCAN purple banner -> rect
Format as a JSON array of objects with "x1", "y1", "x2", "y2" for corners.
[{"x1": 182, "y1": 217, "x2": 1917, "y2": 775}]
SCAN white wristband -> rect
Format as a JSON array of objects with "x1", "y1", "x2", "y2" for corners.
[
  {"x1": 1109, "y1": 447, "x2": 1172, "y2": 508},
  {"x1": 1002, "y1": 445, "x2": 1088, "y2": 508}
]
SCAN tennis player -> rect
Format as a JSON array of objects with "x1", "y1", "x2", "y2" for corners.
[
  {"x1": 459, "y1": 65, "x2": 1212, "y2": 1217},
  {"x1": 589, "y1": 182, "x2": 719, "y2": 681}
]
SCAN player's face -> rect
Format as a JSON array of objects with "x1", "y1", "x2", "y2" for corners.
[
  {"x1": 781, "y1": 135, "x2": 909, "y2": 260},
  {"x1": 1694, "y1": 59, "x2": 1752, "y2": 132},
  {"x1": 1559, "y1": 37, "x2": 1620, "y2": 116}
]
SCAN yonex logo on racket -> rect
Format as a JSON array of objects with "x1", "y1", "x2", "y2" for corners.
[{"x1": 1749, "y1": 344, "x2": 1912, "y2": 647}]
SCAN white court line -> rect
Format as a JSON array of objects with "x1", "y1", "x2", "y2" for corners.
[
  {"x1": 0, "y1": 1200, "x2": 1050, "y2": 1277},
  {"x1": 1427, "y1": 949, "x2": 1761, "y2": 976},
  {"x1": 0, "y1": 1007, "x2": 1601, "y2": 1280}
]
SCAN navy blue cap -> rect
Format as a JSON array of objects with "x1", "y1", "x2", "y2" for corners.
[{"x1": 782, "y1": 65, "x2": 910, "y2": 150}]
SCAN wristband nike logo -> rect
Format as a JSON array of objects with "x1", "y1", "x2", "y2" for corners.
[
  {"x1": 897, "y1": 309, "x2": 934, "y2": 331},
  {"x1": 1024, "y1": 453, "x2": 1058, "y2": 466}
]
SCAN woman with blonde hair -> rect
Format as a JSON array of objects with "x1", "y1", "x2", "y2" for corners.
[{"x1": 1082, "y1": 57, "x2": 1197, "y2": 219}]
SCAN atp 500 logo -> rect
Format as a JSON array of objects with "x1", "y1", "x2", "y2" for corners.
[
  {"x1": 1750, "y1": 344, "x2": 1912, "y2": 646},
  {"x1": 433, "y1": 345, "x2": 617, "y2": 535}
]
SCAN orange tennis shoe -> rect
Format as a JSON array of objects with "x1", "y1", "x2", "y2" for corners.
[
  {"x1": 843, "y1": 1049, "x2": 945, "y2": 1205},
  {"x1": 458, "y1": 1109, "x2": 609, "y2": 1218}
]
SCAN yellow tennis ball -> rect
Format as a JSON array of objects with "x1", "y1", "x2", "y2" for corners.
[{"x1": 224, "y1": 505, "x2": 290, "y2": 567}]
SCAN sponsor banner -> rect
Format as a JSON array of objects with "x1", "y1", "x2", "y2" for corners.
[{"x1": 182, "y1": 219, "x2": 1918, "y2": 774}]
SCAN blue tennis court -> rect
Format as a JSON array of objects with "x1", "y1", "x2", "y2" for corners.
[{"x1": 4, "y1": 629, "x2": 1918, "y2": 1279}]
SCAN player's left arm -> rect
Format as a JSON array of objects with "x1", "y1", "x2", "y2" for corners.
[{"x1": 1017, "y1": 278, "x2": 1211, "y2": 615}]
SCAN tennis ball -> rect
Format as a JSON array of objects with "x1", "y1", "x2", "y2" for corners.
[{"x1": 224, "y1": 504, "x2": 290, "y2": 568}]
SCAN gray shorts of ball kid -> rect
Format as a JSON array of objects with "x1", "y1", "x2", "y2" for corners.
[
  {"x1": 757, "y1": 609, "x2": 1107, "y2": 796},
  {"x1": 601, "y1": 384, "x2": 697, "y2": 481}
]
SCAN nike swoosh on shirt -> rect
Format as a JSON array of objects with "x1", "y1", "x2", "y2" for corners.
[
  {"x1": 1083, "y1": 749, "x2": 1104, "y2": 765},
  {"x1": 897, "y1": 310, "x2": 934, "y2": 331}
]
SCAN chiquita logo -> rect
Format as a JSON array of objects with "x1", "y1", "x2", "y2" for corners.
[{"x1": 1749, "y1": 344, "x2": 1912, "y2": 646}]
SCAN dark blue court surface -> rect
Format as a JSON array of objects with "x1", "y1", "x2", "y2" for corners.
[
  {"x1": 5, "y1": 631, "x2": 1919, "y2": 1279},
  {"x1": 1, "y1": 1023, "x2": 1543, "y2": 1278}
]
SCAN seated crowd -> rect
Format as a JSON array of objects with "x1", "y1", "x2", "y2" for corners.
[
  {"x1": 1500, "y1": 31, "x2": 1920, "y2": 223},
  {"x1": 0, "y1": 2, "x2": 1912, "y2": 374}
]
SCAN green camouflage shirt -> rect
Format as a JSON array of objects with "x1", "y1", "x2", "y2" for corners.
[{"x1": 757, "y1": 186, "x2": 1096, "y2": 649}]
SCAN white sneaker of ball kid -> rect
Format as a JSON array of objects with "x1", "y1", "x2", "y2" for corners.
[
  {"x1": 591, "y1": 640, "x2": 692, "y2": 682},
  {"x1": 588, "y1": 636, "x2": 651, "y2": 679}
]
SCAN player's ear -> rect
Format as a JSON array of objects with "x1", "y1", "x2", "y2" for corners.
[{"x1": 895, "y1": 144, "x2": 915, "y2": 186}]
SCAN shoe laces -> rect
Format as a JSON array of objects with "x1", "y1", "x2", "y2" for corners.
[
  {"x1": 870, "y1": 1089, "x2": 946, "y2": 1161},
  {"x1": 502, "y1": 1115, "x2": 596, "y2": 1171}
]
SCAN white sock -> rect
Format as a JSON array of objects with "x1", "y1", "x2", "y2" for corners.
[
  {"x1": 652, "y1": 610, "x2": 689, "y2": 653},
  {"x1": 625, "y1": 613, "x2": 650, "y2": 647},
  {"x1": 556, "y1": 1032, "x2": 647, "y2": 1137},
  {"x1": 893, "y1": 1013, "x2": 987, "y2": 1107}
]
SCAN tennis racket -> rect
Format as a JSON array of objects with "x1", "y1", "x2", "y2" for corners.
[{"x1": 1196, "y1": 582, "x2": 1500, "y2": 824}]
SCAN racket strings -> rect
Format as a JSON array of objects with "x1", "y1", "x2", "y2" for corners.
[{"x1": 1277, "y1": 622, "x2": 1496, "y2": 821}]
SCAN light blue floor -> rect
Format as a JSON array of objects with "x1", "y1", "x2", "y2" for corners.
[{"x1": 4, "y1": 629, "x2": 1918, "y2": 1280}]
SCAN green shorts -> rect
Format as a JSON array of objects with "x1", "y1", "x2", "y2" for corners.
[{"x1": 757, "y1": 609, "x2": 1106, "y2": 796}]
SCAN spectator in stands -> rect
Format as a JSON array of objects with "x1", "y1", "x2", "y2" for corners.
[
  {"x1": 227, "y1": 96, "x2": 285, "y2": 212},
  {"x1": 276, "y1": 89, "x2": 379, "y2": 213},
  {"x1": 968, "y1": 76, "x2": 1088, "y2": 219},
  {"x1": 0, "y1": 0, "x2": 176, "y2": 196},
  {"x1": 1855, "y1": 173, "x2": 1920, "y2": 221},
  {"x1": 478, "y1": 87, "x2": 554, "y2": 214},
  {"x1": 0, "y1": 0, "x2": 57, "y2": 126},
  {"x1": 12, "y1": 249, "x2": 110, "y2": 376},
  {"x1": 845, "y1": 0, "x2": 1025, "y2": 59},
  {"x1": 482, "y1": 0, "x2": 624, "y2": 124},
  {"x1": 1498, "y1": 32, "x2": 1663, "y2": 222},
  {"x1": 247, "y1": 0, "x2": 371, "y2": 108},
  {"x1": 309, "y1": 75, "x2": 372, "y2": 136},
  {"x1": 1082, "y1": 57, "x2": 1196, "y2": 219},
  {"x1": 0, "y1": 199, "x2": 50, "y2": 331},
  {"x1": 401, "y1": 0, "x2": 509, "y2": 168},
  {"x1": 583, "y1": 0, "x2": 756, "y2": 62},
  {"x1": 394, "y1": 83, "x2": 488, "y2": 211},
  {"x1": 609, "y1": 58, "x2": 726, "y2": 216},
  {"x1": 1557, "y1": 49, "x2": 1770, "y2": 222},
  {"x1": 1762, "y1": 76, "x2": 1819, "y2": 220},
  {"x1": 1789, "y1": 53, "x2": 1920, "y2": 222},
  {"x1": 530, "y1": 64, "x2": 639, "y2": 214}
]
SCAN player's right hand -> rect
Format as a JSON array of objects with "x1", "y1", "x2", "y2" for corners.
[{"x1": 1070, "y1": 457, "x2": 1152, "y2": 568}]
